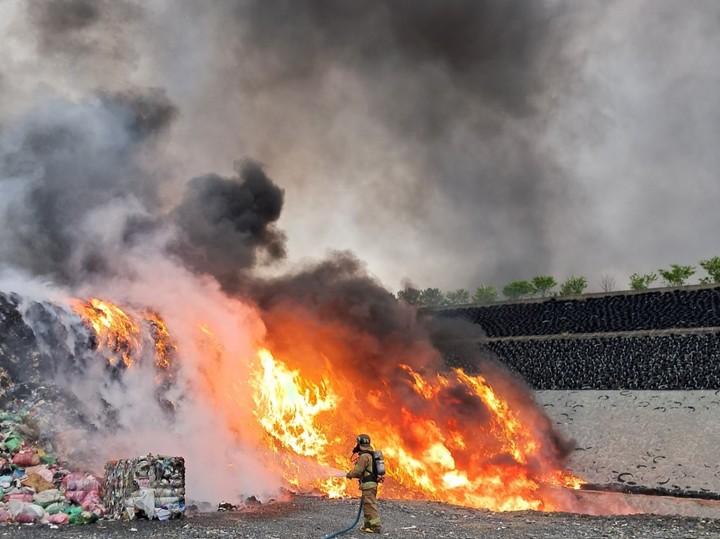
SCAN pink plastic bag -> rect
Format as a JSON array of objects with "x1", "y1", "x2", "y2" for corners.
[
  {"x1": 62, "y1": 472, "x2": 100, "y2": 492},
  {"x1": 12, "y1": 451, "x2": 40, "y2": 467},
  {"x1": 8, "y1": 501, "x2": 44, "y2": 523},
  {"x1": 81, "y1": 490, "x2": 102, "y2": 510},
  {"x1": 47, "y1": 512, "x2": 70, "y2": 525},
  {"x1": 91, "y1": 505, "x2": 106, "y2": 518},
  {"x1": 65, "y1": 490, "x2": 87, "y2": 503},
  {"x1": 6, "y1": 493, "x2": 34, "y2": 503},
  {"x1": 14, "y1": 512, "x2": 35, "y2": 524}
]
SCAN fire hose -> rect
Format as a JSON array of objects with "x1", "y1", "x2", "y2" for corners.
[{"x1": 320, "y1": 496, "x2": 363, "y2": 539}]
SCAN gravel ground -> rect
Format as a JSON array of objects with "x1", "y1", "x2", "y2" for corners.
[{"x1": 4, "y1": 493, "x2": 720, "y2": 539}]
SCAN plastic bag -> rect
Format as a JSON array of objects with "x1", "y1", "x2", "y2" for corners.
[
  {"x1": 81, "y1": 490, "x2": 102, "y2": 510},
  {"x1": 3, "y1": 434, "x2": 22, "y2": 453},
  {"x1": 22, "y1": 472, "x2": 55, "y2": 493},
  {"x1": 6, "y1": 493, "x2": 34, "y2": 503},
  {"x1": 72, "y1": 510, "x2": 99, "y2": 524},
  {"x1": 33, "y1": 488, "x2": 64, "y2": 507},
  {"x1": 63, "y1": 472, "x2": 100, "y2": 492},
  {"x1": 133, "y1": 489, "x2": 155, "y2": 518},
  {"x1": 41, "y1": 454, "x2": 57, "y2": 465},
  {"x1": 8, "y1": 500, "x2": 44, "y2": 523},
  {"x1": 47, "y1": 512, "x2": 69, "y2": 525},
  {"x1": 0, "y1": 412, "x2": 23, "y2": 423},
  {"x1": 45, "y1": 501, "x2": 67, "y2": 515},
  {"x1": 64, "y1": 505, "x2": 82, "y2": 524},
  {"x1": 12, "y1": 451, "x2": 40, "y2": 467},
  {"x1": 24, "y1": 464, "x2": 54, "y2": 483}
]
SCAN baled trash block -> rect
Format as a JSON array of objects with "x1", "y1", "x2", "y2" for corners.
[{"x1": 103, "y1": 454, "x2": 185, "y2": 520}]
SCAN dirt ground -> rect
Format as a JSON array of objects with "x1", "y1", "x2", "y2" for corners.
[{"x1": 5, "y1": 492, "x2": 720, "y2": 539}]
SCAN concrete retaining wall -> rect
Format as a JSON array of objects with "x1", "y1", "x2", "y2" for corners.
[{"x1": 536, "y1": 390, "x2": 720, "y2": 494}]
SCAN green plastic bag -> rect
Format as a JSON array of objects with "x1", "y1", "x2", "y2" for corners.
[
  {"x1": 3, "y1": 434, "x2": 22, "y2": 453},
  {"x1": 64, "y1": 505, "x2": 83, "y2": 524},
  {"x1": 45, "y1": 501, "x2": 66, "y2": 515},
  {"x1": 40, "y1": 454, "x2": 57, "y2": 465},
  {"x1": 0, "y1": 413, "x2": 23, "y2": 424}
]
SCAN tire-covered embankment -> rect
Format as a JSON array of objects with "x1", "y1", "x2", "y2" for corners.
[{"x1": 435, "y1": 285, "x2": 720, "y2": 495}]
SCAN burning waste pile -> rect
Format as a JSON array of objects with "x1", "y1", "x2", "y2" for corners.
[
  {"x1": 0, "y1": 86, "x2": 593, "y2": 528},
  {"x1": 0, "y1": 282, "x2": 588, "y2": 527},
  {"x1": 0, "y1": 293, "x2": 189, "y2": 524}
]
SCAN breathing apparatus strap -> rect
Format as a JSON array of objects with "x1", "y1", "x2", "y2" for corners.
[{"x1": 358, "y1": 450, "x2": 377, "y2": 483}]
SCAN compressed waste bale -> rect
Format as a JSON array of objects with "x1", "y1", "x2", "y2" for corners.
[{"x1": 103, "y1": 454, "x2": 185, "y2": 520}]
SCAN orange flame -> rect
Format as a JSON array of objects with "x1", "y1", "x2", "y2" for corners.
[
  {"x1": 70, "y1": 298, "x2": 175, "y2": 371},
  {"x1": 251, "y1": 349, "x2": 338, "y2": 459},
  {"x1": 71, "y1": 298, "x2": 141, "y2": 368},
  {"x1": 245, "y1": 349, "x2": 584, "y2": 511},
  {"x1": 143, "y1": 310, "x2": 176, "y2": 370},
  {"x1": 69, "y1": 297, "x2": 584, "y2": 511}
]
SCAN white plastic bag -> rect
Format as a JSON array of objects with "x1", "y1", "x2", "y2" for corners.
[{"x1": 132, "y1": 488, "x2": 155, "y2": 518}]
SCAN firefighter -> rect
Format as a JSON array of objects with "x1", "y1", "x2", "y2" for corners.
[{"x1": 345, "y1": 433, "x2": 382, "y2": 533}]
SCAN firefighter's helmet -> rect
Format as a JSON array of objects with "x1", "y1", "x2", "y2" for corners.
[{"x1": 356, "y1": 434, "x2": 371, "y2": 445}]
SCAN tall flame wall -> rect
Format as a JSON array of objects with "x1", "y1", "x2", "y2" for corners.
[{"x1": 436, "y1": 284, "x2": 720, "y2": 495}]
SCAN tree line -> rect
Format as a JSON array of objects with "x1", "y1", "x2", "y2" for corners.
[{"x1": 396, "y1": 257, "x2": 720, "y2": 307}]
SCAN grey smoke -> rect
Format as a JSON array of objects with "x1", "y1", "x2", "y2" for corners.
[
  {"x1": 0, "y1": 0, "x2": 595, "y2": 501},
  {"x1": 26, "y1": 0, "x2": 142, "y2": 67},
  {"x1": 2, "y1": 0, "x2": 719, "y2": 291},
  {"x1": 221, "y1": 0, "x2": 584, "y2": 286},
  {"x1": 0, "y1": 90, "x2": 176, "y2": 285},
  {"x1": 0, "y1": 86, "x2": 289, "y2": 289}
]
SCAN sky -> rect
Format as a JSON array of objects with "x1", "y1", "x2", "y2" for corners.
[{"x1": 1, "y1": 0, "x2": 719, "y2": 295}]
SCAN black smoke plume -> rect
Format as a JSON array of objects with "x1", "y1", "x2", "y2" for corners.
[{"x1": 172, "y1": 160, "x2": 286, "y2": 289}]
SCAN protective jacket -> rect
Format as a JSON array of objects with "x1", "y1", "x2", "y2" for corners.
[{"x1": 346, "y1": 443, "x2": 378, "y2": 489}]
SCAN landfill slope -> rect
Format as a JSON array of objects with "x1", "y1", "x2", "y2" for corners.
[{"x1": 536, "y1": 390, "x2": 720, "y2": 495}]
